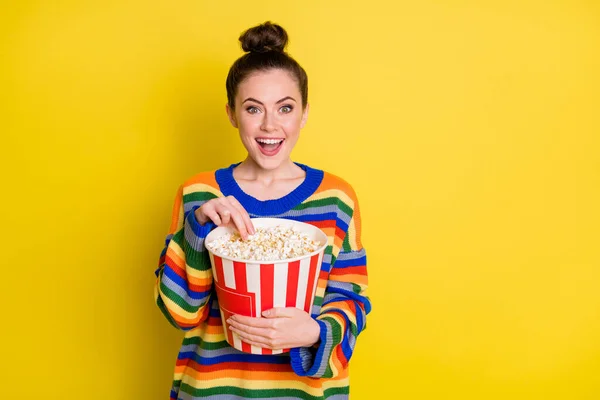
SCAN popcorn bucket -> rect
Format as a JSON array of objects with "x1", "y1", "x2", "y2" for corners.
[{"x1": 205, "y1": 218, "x2": 328, "y2": 354}]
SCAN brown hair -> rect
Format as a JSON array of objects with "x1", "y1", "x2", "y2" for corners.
[{"x1": 225, "y1": 22, "x2": 308, "y2": 110}]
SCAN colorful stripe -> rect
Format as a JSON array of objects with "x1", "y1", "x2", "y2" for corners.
[{"x1": 154, "y1": 164, "x2": 371, "y2": 400}]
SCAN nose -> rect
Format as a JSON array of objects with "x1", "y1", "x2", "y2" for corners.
[{"x1": 260, "y1": 110, "x2": 276, "y2": 132}]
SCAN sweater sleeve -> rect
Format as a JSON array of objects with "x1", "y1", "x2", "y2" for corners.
[
  {"x1": 290, "y1": 188, "x2": 371, "y2": 378},
  {"x1": 153, "y1": 185, "x2": 216, "y2": 330}
]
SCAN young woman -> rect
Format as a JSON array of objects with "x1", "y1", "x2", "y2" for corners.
[{"x1": 155, "y1": 21, "x2": 371, "y2": 400}]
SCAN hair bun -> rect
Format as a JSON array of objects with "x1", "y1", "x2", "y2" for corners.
[{"x1": 239, "y1": 21, "x2": 288, "y2": 54}]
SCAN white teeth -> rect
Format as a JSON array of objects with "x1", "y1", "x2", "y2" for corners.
[{"x1": 256, "y1": 138, "x2": 284, "y2": 145}]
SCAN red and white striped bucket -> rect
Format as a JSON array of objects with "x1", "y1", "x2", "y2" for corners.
[{"x1": 205, "y1": 218, "x2": 328, "y2": 354}]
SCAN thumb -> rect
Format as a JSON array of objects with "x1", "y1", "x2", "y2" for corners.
[{"x1": 262, "y1": 307, "x2": 294, "y2": 318}]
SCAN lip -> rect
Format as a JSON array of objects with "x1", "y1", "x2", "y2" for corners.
[{"x1": 256, "y1": 138, "x2": 285, "y2": 157}]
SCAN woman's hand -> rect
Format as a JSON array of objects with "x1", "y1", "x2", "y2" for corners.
[
  {"x1": 227, "y1": 308, "x2": 320, "y2": 350},
  {"x1": 195, "y1": 195, "x2": 255, "y2": 240}
]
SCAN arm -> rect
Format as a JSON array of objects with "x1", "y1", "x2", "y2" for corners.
[
  {"x1": 153, "y1": 185, "x2": 216, "y2": 330},
  {"x1": 290, "y1": 190, "x2": 371, "y2": 378}
]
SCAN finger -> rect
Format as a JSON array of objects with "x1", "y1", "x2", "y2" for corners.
[
  {"x1": 229, "y1": 210, "x2": 249, "y2": 240},
  {"x1": 229, "y1": 326, "x2": 280, "y2": 349},
  {"x1": 229, "y1": 315, "x2": 273, "y2": 328},
  {"x1": 229, "y1": 328, "x2": 275, "y2": 349},
  {"x1": 229, "y1": 326, "x2": 271, "y2": 344},
  {"x1": 194, "y1": 206, "x2": 209, "y2": 225},
  {"x1": 228, "y1": 319, "x2": 272, "y2": 338},
  {"x1": 217, "y1": 206, "x2": 231, "y2": 226},
  {"x1": 229, "y1": 198, "x2": 255, "y2": 235},
  {"x1": 262, "y1": 307, "x2": 297, "y2": 318},
  {"x1": 227, "y1": 196, "x2": 255, "y2": 235},
  {"x1": 202, "y1": 204, "x2": 222, "y2": 226},
  {"x1": 228, "y1": 318, "x2": 272, "y2": 337},
  {"x1": 218, "y1": 197, "x2": 248, "y2": 238}
]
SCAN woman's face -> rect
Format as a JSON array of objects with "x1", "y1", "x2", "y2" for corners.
[{"x1": 226, "y1": 68, "x2": 309, "y2": 171}]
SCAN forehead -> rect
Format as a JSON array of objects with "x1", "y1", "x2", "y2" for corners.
[{"x1": 237, "y1": 69, "x2": 300, "y2": 102}]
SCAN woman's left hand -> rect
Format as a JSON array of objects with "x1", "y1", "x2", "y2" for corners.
[{"x1": 227, "y1": 308, "x2": 320, "y2": 350}]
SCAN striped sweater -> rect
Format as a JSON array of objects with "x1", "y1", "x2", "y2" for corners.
[{"x1": 154, "y1": 162, "x2": 371, "y2": 400}]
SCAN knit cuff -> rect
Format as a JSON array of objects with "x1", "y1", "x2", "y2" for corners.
[
  {"x1": 290, "y1": 319, "x2": 332, "y2": 377},
  {"x1": 183, "y1": 205, "x2": 216, "y2": 265}
]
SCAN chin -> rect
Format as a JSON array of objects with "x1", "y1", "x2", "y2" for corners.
[
  {"x1": 256, "y1": 158, "x2": 283, "y2": 170},
  {"x1": 252, "y1": 154, "x2": 288, "y2": 170}
]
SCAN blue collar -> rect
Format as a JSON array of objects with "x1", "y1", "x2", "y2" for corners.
[{"x1": 215, "y1": 162, "x2": 324, "y2": 216}]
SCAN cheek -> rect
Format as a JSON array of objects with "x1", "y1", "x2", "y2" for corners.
[
  {"x1": 238, "y1": 116, "x2": 260, "y2": 133},
  {"x1": 283, "y1": 116, "x2": 303, "y2": 132}
]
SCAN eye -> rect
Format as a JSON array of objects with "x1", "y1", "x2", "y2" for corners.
[
  {"x1": 246, "y1": 106, "x2": 261, "y2": 114},
  {"x1": 280, "y1": 105, "x2": 293, "y2": 113}
]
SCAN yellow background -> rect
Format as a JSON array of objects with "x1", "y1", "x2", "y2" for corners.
[{"x1": 1, "y1": 1, "x2": 599, "y2": 399}]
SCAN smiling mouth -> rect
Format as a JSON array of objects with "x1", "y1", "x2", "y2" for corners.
[
  {"x1": 256, "y1": 138, "x2": 284, "y2": 149},
  {"x1": 255, "y1": 138, "x2": 285, "y2": 155}
]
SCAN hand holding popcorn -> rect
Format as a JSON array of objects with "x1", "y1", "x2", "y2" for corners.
[
  {"x1": 227, "y1": 308, "x2": 320, "y2": 350},
  {"x1": 195, "y1": 195, "x2": 255, "y2": 240}
]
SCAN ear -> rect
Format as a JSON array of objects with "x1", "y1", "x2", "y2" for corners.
[
  {"x1": 225, "y1": 103, "x2": 238, "y2": 128},
  {"x1": 300, "y1": 103, "x2": 310, "y2": 129}
]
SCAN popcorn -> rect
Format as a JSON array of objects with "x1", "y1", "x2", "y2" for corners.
[{"x1": 205, "y1": 225, "x2": 322, "y2": 261}]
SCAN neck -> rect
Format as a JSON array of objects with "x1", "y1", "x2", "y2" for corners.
[{"x1": 234, "y1": 157, "x2": 303, "y2": 185}]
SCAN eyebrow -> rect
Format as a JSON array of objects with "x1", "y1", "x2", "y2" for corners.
[{"x1": 242, "y1": 96, "x2": 297, "y2": 105}]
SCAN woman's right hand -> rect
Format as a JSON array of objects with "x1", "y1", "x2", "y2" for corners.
[{"x1": 195, "y1": 195, "x2": 255, "y2": 240}]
